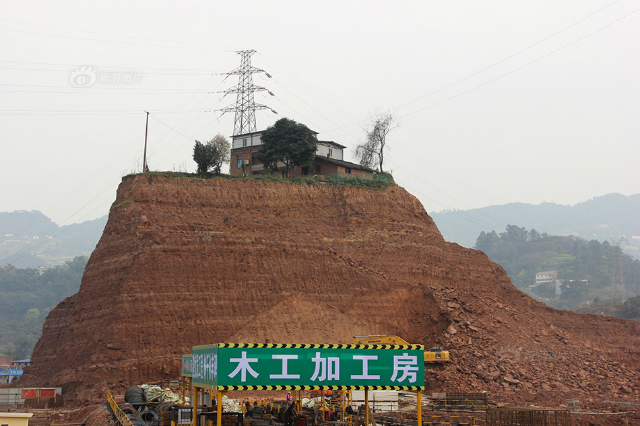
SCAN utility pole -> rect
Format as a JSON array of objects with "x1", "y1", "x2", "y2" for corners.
[
  {"x1": 143, "y1": 111, "x2": 149, "y2": 173},
  {"x1": 218, "y1": 50, "x2": 276, "y2": 135}
]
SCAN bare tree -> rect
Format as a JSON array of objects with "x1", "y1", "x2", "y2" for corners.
[{"x1": 355, "y1": 111, "x2": 397, "y2": 173}]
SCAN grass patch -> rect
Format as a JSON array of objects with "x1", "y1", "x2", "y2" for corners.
[
  {"x1": 126, "y1": 171, "x2": 392, "y2": 189},
  {"x1": 112, "y1": 197, "x2": 132, "y2": 209},
  {"x1": 326, "y1": 177, "x2": 391, "y2": 189}
]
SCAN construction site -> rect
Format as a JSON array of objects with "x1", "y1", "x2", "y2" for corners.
[
  {"x1": 0, "y1": 173, "x2": 636, "y2": 426},
  {"x1": 2, "y1": 52, "x2": 639, "y2": 426}
]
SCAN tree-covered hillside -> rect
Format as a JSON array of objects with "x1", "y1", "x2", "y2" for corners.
[
  {"x1": 0, "y1": 256, "x2": 87, "y2": 359},
  {"x1": 475, "y1": 225, "x2": 640, "y2": 312}
]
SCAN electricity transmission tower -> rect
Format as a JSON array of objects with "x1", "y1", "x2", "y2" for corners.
[
  {"x1": 610, "y1": 237, "x2": 628, "y2": 299},
  {"x1": 219, "y1": 50, "x2": 276, "y2": 135}
]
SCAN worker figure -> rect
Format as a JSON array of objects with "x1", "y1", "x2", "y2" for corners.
[
  {"x1": 286, "y1": 392, "x2": 292, "y2": 403},
  {"x1": 284, "y1": 400, "x2": 296, "y2": 426}
]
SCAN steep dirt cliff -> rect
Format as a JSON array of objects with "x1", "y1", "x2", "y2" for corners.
[{"x1": 20, "y1": 175, "x2": 639, "y2": 406}]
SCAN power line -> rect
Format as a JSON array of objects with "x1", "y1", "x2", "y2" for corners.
[
  {"x1": 2, "y1": 66, "x2": 230, "y2": 240},
  {"x1": 0, "y1": 18, "x2": 235, "y2": 51},
  {"x1": 385, "y1": 158, "x2": 506, "y2": 230},
  {"x1": 0, "y1": 27, "x2": 234, "y2": 52},
  {"x1": 322, "y1": 3, "x2": 638, "y2": 138},
  {"x1": 392, "y1": 0, "x2": 625, "y2": 113}
]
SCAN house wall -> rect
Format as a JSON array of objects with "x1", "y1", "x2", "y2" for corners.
[
  {"x1": 316, "y1": 144, "x2": 343, "y2": 161},
  {"x1": 230, "y1": 146, "x2": 261, "y2": 175},
  {"x1": 232, "y1": 133, "x2": 262, "y2": 149},
  {"x1": 229, "y1": 144, "x2": 370, "y2": 177}
]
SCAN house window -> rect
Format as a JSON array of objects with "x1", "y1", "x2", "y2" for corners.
[
  {"x1": 301, "y1": 166, "x2": 309, "y2": 175},
  {"x1": 237, "y1": 156, "x2": 242, "y2": 169},
  {"x1": 243, "y1": 138, "x2": 248, "y2": 147},
  {"x1": 328, "y1": 148, "x2": 333, "y2": 157},
  {"x1": 345, "y1": 167, "x2": 351, "y2": 174},
  {"x1": 316, "y1": 165, "x2": 321, "y2": 175}
]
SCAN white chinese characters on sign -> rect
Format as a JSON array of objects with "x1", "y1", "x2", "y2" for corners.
[
  {"x1": 351, "y1": 355, "x2": 380, "y2": 380},
  {"x1": 228, "y1": 351, "x2": 259, "y2": 382},
  {"x1": 310, "y1": 352, "x2": 340, "y2": 381},
  {"x1": 390, "y1": 353, "x2": 419, "y2": 383},
  {"x1": 271, "y1": 354, "x2": 300, "y2": 379},
  {"x1": 224, "y1": 350, "x2": 421, "y2": 384},
  {"x1": 193, "y1": 353, "x2": 217, "y2": 381}
]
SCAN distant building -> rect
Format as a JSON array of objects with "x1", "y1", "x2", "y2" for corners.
[
  {"x1": 9, "y1": 359, "x2": 30, "y2": 370},
  {"x1": 229, "y1": 131, "x2": 374, "y2": 178},
  {"x1": 0, "y1": 367, "x2": 22, "y2": 384},
  {"x1": 533, "y1": 271, "x2": 558, "y2": 287}
]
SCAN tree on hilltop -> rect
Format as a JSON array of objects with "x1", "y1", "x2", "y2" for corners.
[
  {"x1": 193, "y1": 134, "x2": 230, "y2": 175},
  {"x1": 254, "y1": 118, "x2": 317, "y2": 177},
  {"x1": 355, "y1": 111, "x2": 397, "y2": 173}
]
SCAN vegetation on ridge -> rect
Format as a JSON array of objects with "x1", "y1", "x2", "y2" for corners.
[
  {"x1": 0, "y1": 256, "x2": 88, "y2": 359},
  {"x1": 475, "y1": 225, "x2": 640, "y2": 313},
  {"x1": 125, "y1": 170, "x2": 392, "y2": 189}
]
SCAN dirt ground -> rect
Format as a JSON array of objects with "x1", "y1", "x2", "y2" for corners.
[{"x1": 50, "y1": 392, "x2": 640, "y2": 426}]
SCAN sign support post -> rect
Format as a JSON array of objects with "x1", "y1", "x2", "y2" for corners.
[
  {"x1": 417, "y1": 390, "x2": 422, "y2": 426},
  {"x1": 191, "y1": 387, "x2": 198, "y2": 426},
  {"x1": 365, "y1": 390, "x2": 369, "y2": 426}
]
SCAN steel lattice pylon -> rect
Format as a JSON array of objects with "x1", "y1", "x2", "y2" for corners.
[
  {"x1": 218, "y1": 50, "x2": 276, "y2": 135},
  {"x1": 611, "y1": 237, "x2": 628, "y2": 298}
]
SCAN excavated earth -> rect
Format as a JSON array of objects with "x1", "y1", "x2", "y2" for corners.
[{"x1": 18, "y1": 175, "x2": 640, "y2": 411}]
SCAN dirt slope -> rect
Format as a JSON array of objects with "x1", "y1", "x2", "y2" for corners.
[{"x1": 19, "y1": 175, "x2": 639, "y2": 406}]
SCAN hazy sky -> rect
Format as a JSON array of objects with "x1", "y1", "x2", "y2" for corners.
[{"x1": 1, "y1": 1, "x2": 639, "y2": 228}]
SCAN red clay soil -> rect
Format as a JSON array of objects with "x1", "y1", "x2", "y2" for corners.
[{"x1": 16, "y1": 175, "x2": 639, "y2": 409}]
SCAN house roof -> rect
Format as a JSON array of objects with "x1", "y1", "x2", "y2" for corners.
[
  {"x1": 232, "y1": 128, "x2": 320, "y2": 138},
  {"x1": 318, "y1": 140, "x2": 347, "y2": 149},
  {"x1": 11, "y1": 359, "x2": 30, "y2": 363},
  {"x1": 316, "y1": 155, "x2": 374, "y2": 172},
  {"x1": 231, "y1": 130, "x2": 265, "y2": 138}
]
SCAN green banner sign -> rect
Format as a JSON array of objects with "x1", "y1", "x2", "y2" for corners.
[
  {"x1": 191, "y1": 343, "x2": 424, "y2": 390},
  {"x1": 182, "y1": 354, "x2": 193, "y2": 377}
]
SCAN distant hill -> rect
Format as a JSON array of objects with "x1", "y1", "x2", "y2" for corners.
[
  {"x1": 0, "y1": 257, "x2": 87, "y2": 359},
  {"x1": 0, "y1": 211, "x2": 107, "y2": 267},
  {"x1": 473, "y1": 224, "x2": 640, "y2": 310},
  {"x1": 430, "y1": 193, "x2": 640, "y2": 254}
]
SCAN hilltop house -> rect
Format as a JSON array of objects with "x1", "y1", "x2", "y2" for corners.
[{"x1": 229, "y1": 130, "x2": 374, "y2": 178}]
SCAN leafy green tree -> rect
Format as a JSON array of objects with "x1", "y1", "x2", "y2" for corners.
[
  {"x1": 475, "y1": 230, "x2": 500, "y2": 255},
  {"x1": 25, "y1": 308, "x2": 39, "y2": 321},
  {"x1": 622, "y1": 295, "x2": 640, "y2": 318},
  {"x1": 254, "y1": 118, "x2": 317, "y2": 177},
  {"x1": 529, "y1": 229, "x2": 541, "y2": 241},
  {"x1": 193, "y1": 134, "x2": 230, "y2": 175}
]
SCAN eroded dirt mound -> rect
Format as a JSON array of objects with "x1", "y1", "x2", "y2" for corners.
[{"x1": 19, "y1": 175, "x2": 639, "y2": 406}]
